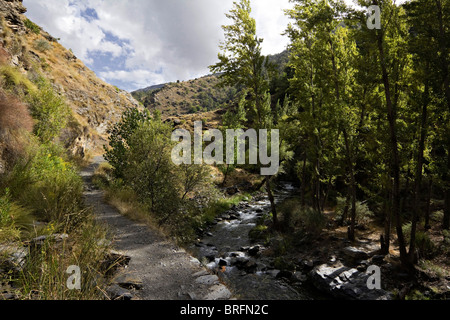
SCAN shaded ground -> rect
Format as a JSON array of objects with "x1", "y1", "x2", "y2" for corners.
[{"x1": 80, "y1": 156, "x2": 233, "y2": 300}]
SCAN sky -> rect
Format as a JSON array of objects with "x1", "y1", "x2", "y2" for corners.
[
  {"x1": 22, "y1": 0, "x2": 407, "y2": 92},
  {"x1": 23, "y1": 0, "x2": 296, "y2": 92}
]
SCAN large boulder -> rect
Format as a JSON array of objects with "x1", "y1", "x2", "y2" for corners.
[
  {"x1": 342, "y1": 246, "x2": 370, "y2": 263},
  {"x1": 310, "y1": 264, "x2": 392, "y2": 300}
]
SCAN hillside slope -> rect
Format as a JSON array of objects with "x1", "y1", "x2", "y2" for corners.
[
  {"x1": 132, "y1": 74, "x2": 236, "y2": 117},
  {"x1": 0, "y1": 0, "x2": 140, "y2": 159}
]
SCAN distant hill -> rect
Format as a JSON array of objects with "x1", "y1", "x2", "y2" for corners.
[
  {"x1": 0, "y1": 0, "x2": 141, "y2": 159},
  {"x1": 132, "y1": 74, "x2": 237, "y2": 117},
  {"x1": 132, "y1": 50, "x2": 290, "y2": 118}
]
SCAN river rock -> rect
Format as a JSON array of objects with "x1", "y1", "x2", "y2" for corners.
[
  {"x1": 204, "y1": 284, "x2": 232, "y2": 300},
  {"x1": 248, "y1": 246, "x2": 260, "y2": 257},
  {"x1": 112, "y1": 273, "x2": 143, "y2": 290},
  {"x1": 276, "y1": 270, "x2": 293, "y2": 280},
  {"x1": 195, "y1": 275, "x2": 220, "y2": 285},
  {"x1": 233, "y1": 256, "x2": 250, "y2": 268},
  {"x1": 371, "y1": 255, "x2": 386, "y2": 264},
  {"x1": 243, "y1": 260, "x2": 258, "y2": 273},
  {"x1": 106, "y1": 284, "x2": 134, "y2": 300},
  {"x1": 218, "y1": 259, "x2": 228, "y2": 267},
  {"x1": 0, "y1": 245, "x2": 29, "y2": 272},
  {"x1": 310, "y1": 264, "x2": 392, "y2": 300},
  {"x1": 226, "y1": 186, "x2": 239, "y2": 195},
  {"x1": 342, "y1": 246, "x2": 369, "y2": 263}
]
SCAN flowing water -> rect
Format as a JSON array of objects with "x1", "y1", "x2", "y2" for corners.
[{"x1": 190, "y1": 183, "x2": 319, "y2": 300}]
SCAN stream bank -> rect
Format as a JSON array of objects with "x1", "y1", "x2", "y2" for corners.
[{"x1": 189, "y1": 182, "x2": 396, "y2": 300}]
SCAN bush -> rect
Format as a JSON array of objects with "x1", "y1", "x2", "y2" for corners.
[
  {"x1": 104, "y1": 108, "x2": 152, "y2": 179},
  {"x1": 34, "y1": 39, "x2": 52, "y2": 52},
  {"x1": 26, "y1": 79, "x2": 71, "y2": 143},
  {"x1": 7, "y1": 143, "x2": 83, "y2": 223},
  {"x1": 0, "y1": 65, "x2": 35, "y2": 94},
  {"x1": 402, "y1": 223, "x2": 436, "y2": 259},
  {"x1": 24, "y1": 19, "x2": 40, "y2": 34},
  {"x1": 335, "y1": 197, "x2": 375, "y2": 227},
  {"x1": 17, "y1": 213, "x2": 111, "y2": 300},
  {"x1": 278, "y1": 198, "x2": 325, "y2": 237},
  {"x1": 0, "y1": 188, "x2": 33, "y2": 242}
]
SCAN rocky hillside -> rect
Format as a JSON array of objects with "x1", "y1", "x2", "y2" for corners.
[
  {"x1": 131, "y1": 50, "x2": 290, "y2": 120},
  {"x1": 0, "y1": 0, "x2": 140, "y2": 159},
  {"x1": 132, "y1": 74, "x2": 237, "y2": 117}
]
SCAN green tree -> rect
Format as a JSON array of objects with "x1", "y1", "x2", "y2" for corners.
[
  {"x1": 209, "y1": 0, "x2": 271, "y2": 127},
  {"x1": 104, "y1": 108, "x2": 151, "y2": 179}
]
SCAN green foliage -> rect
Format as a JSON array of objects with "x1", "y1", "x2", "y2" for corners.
[
  {"x1": 0, "y1": 188, "x2": 33, "y2": 242},
  {"x1": 209, "y1": 0, "x2": 271, "y2": 127},
  {"x1": 248, "y1": 224, "x2": 269, "y2": 242},
  {"x1": 24, "y1": 19, "x2": 40, "y2": 34},
  {"x1": 335, "y1": 197, "x2": 375, "y2": 228},
  {"x1": 278, "y1": 198, "x2": 326, "y2": 237},
  {"x1": 104, "y1": 108, "x2": 151, "y2": 180},
  {"x1": 124, "y1": 119, "x2": 179, "y2": 219},
  {"x1": 33, "y1": 39, "x2": 52, "y2": 52},
  {"x1": 26, "y1": 79, "x2": 71, "y2": 143},
  {"x1": 7, "y1": 143, "x2": 83, "y2": 223},
  {"x1": 0, "y1": 65, "x2": 36, "y2": 94},
  {"x1": 104, "y1": 108, "x2": 220, "y2": 243},
  {"x1": 402, "y1": 223, "x2": 436, "y2": 258}
]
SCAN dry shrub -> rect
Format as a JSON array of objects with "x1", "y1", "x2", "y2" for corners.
[
  {"x1": 0, "y1": 91, "x2": 34, "y2": 132},
  {"x1": 0, "y1": 91, "x2": 34, "y2": 170},
  {"x1": 0, "y1": 46, "x2": 10, "y2": 64}
]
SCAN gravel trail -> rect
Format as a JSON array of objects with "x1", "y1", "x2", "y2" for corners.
[{"x1": 80, "y1": 156, "x2": 233, "y2": 300}]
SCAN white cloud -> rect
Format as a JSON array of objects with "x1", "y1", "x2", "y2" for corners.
[{"x1": 27, "y1": 0, "x2": 397, "y2": 91}]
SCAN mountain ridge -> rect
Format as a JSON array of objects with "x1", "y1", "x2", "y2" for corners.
[{"x1": 0, "y1": 0, "x2": 141, "y2": 160}]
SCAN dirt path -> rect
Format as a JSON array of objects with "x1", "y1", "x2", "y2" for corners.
[{"x1": 80, "y1": 156, "x2": 233, "y2": 300}]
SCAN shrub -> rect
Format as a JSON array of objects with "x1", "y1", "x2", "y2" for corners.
[
  {"x1": 34, "y1": 39, "x2": 52, "y2": 52},
  {"x1": 0, "y1": 188, "x2": 33, "y2": 242},
  {"x1": 402, "y1": 222, "x2": 436, "y2": 259},
  {"x1": 24, "y1": 19, "x2": 40, "y2": 34},
  {"x1": 0, "y1": 92, "x2": 34, "y2": 132},
  {"x1": 17, "y1": 213, "x2": 111, "y2": 300},
  {"x1": 7, "y1": 143, "x2": 83, "y2": 223},
  {"x1": 0, "y1": 65, "x2": 36, "y2": 94},
  {"x1": 26, "y1": 79, "x2": 71, "y2": 143},
  {"x1": 124, "y1": 120, "x2": 180, "y2": 220},
  {"x1": 278, "y1": 198, "x2": 325, "y2": 237},
  {"x1": 0, "y1": 92, "x2": 34, "y2": 170},
  {"x1": 335, "y1": 197, "x2": 375, "y2": 227},
  {"x1": 104, "y1": 108, "x2": 152, "y2": 179}
]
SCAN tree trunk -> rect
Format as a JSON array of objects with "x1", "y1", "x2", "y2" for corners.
[
  {"x1": 425, "y1": 178, "x2": 433, "y2": 230},
  {"x1": 381, "y1": 184, "x2": 392, "y2": 255},
  {"x1": 376, "y1": 28, "x2": 408, "y2": 265},
  {"x1": 300, "y1": 154, "x2": 307, "y2": 208},
  {"x1": 266, "y1": 177, "x2": 278, "y2": 230},
  {"x1": 343, "y1": 127, "x2": 357, "y2": 241},
  {"x1": 444, "y1": 151, "x2": 450, "y2": 230},
  {"x1": 409, "y1": 79, "x2": 430, "y2": 264},
  {"x1": 434, "y1": 0, "x2": 450, "y2": 230}
]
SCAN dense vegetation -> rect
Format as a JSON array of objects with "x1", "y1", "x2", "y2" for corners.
[
  {"x1": 109, "y1": 0, "x2": 449, "y2": 276},
  {"x1": 131, "y1": 75, "x2": 239, "y2": 116},
  {"x1": 205, "y1": 0, "x2": 450, "y2": 270},
  {"x1": 0, "y1": 49, "x2": 111, "y2": 300}
]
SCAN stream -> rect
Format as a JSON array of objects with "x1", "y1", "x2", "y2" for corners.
[{"x1": 189, "y1": 183, "x2": 322, "y2": 300}]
